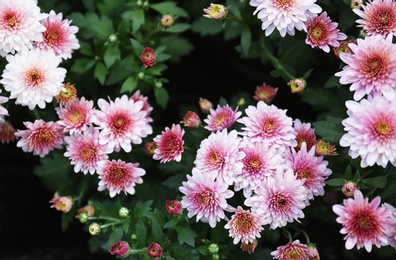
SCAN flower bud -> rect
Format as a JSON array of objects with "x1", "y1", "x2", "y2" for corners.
[
  {"x1": 182, "y1": 111, "x2": 201, "y2": 128},
  {"x1": 253, "y1": 82, "x2": 278, "y2": 104},
  {"x1": 342, "y1": 181, "x2": 358, "y2": 197},
  {"x1": 0, "y1": 122, "x2": 17, "y2": 144},
  {"x1": 199, "y1": 98, "x2": 213, "y2": 114},
  {"x1": 78, "y1": 212, "x2": 89, "y2": 224},
  {"x1": 307, "y1": 244, "x2": 320, "y2": 260},
  {"x1": 315, "y1": 140, "x2": 337, "y2": 156},
  {"x1": 89, "y1": 222, "x2": 101, "y2": 235},
  {"x1": 119, "y1": 207, "x2": 130, "y2": 218},
  {"x1": 203, "y1": 4, "x2": 227, "y2": 20},
  {"x1": 333, "y1": 39, "x2": 356, "y2": 58},
  {"x1": 109, "y1": 241, "x2": 130, "y2": 257},
  {"x1": 166, "y1": 200, "x2": 183, "y2": 215},
  {"x1": 76, "y1": 205, "x2": 95, "y2": 219},
  {"x1": 288, "y1": 78, "x2": 306, "y2": 93},
  {"x1": 161, "y1": 14, "x2": 174, "y2": 28},
  {"x1": 147, "y1": 242, "x2": 163, "y2": 258},
  {"x1": 208, "y1": 243, "x2": 219, "y2": 254},
  {"x1": 144, "y1": 141, "x2": 157, "y2": 156},
  {"x1": 49, "y1": 195, "x2": 73, "y2": 213},
  {"x1": 108, "y1": 34, "x2": 117, "y2": 43},
  {"x1": 212, "y1": 253, "x2": 220, "y2": 260},
  {"x1": 141, "y1": 47, "x2": 156, "y2": 68}
]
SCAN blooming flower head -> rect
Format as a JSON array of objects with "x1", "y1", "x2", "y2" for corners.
[
  {"x1": 182, "y1": 111, "x2": 201, "y2": 128},
  {"x1": 56, "y1": 97, "x2": 95, "y2": 134},
  {"x1": 194, "y1": 129, "x2": 245, "y2": 185},
  {"x1": 304, "y1": 12, "x2": 347, "y2": 53},
  {"x1": 50, "y1": 195, "x2": 73, "y2": 213},
  {"x1": 244, "y1": 166, "x2": 309, "y2": 229},
  {"x1": 203, "y1": 4, "x2": 228, "y2": 20},
  {"x1": 339, "y1": 95, "x2": 396, "y2": 168},
  {"x1": 141, "y1": 47, "x2": 156, "y2": 68},
  {"x1": 315, "y1": 139, "x2": 337, "y2": 156},
  {"x1": 332, "y1": 189, "x2": 390, "y2": 252},
  {"x1": 294, "y1": 118, "x2": 317, "y2": 152},
  {"x1": 333, "y1": 39, "x2": 357, "y2": 58},
  {"x1": 109, "y1": 241, "x2": 130, "y2": 257},
  {"x1": 97, "y1": 159, "x2": 146, "y2": 198},
  {"x1": 342, "y1": 181, "x2": 358, "y2": 197},
  {"x1": 166, "y1": 200, "x2": 183, "y2": 215},
  {"x1": 238, "y1": 101, "x2": 297, "y2": 149},
  {"x1": 64, "y1": 126, "x2": 112, "y2": 175},
  {"x1": 250, "y1": 0, "x2": 322, "y2": 37},
  {"x1": 55, "y1": 82, "x2": 77, "y2": 106},
  {"x1": 353, "y1": 0, "x2": 396, "y2": 38},
  {"x1": 253, "y1": 82, "x2": 278, "y2": 104},
  {"x1": 93, "y1": 95, "x2": 153, "y2": 153},
  {"x1": 199, "y1": 98, "x2": 213, "y2": 114},
  {"x1": 204, "y1": 104, "x2": 242, "y2": 131},
  {"x1": 0, "y1": 122, "x2": 16, "y2": 143},
  {"x1": 271, "y1": 240, "x2": 313, "y2": 260},
  {"x1": 224, "y1": 206, "x2": 264, "y2": 245},
  {"x1": 179, "y1": 167, "x2": 234, "y2": 228},
  {"x1": 147, "y1": 242, "x2": 163, "y2": 259},
  {"x1": 35, "y1": 10, "x2": 80, "y2": 59},
  {"x1": 335, "y1": 34, "x2": 396, "y2": 101},
  {"x1": 15, "y1": 119, "x2": 64, "y2": 157},
  {"x1": 288, "y1": 78, "x2": 307, "y2": 93},
  {"x1": 0, "y1": 0, "x2": 47, "y2": 56},
  {"x1": 153, "y1": 123, "x2": 185, "y2": 163}
]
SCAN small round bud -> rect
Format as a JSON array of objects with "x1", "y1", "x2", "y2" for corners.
[
  {"x1": 138, "y1": 72, "x2": 145, "y2": 79},
  {"x1": 79, "y1": 212, "x2": 89, "y2": 223},
  {"x1": 288, "y1": 78, "x2": 306, "y2": 93},
  {"x1": 154, "y1": 81, "x2": 162, "y2": 88},
  {"x1": 237, "y1": 97, "x2": 246, "y2": 107},
  {"x1": 108, "y1": 34, "x2": 117, "y2": 43},
  {"x1": 342, "y1": 181, "x2": 358, "y2": 197},
  {"x1": 161, "y1": 15, "x2": 174, "y2": 28},
  {"x1": 182, "y1": 111, "x2": 201, "y2": 128},
  {"x1": 109, "y1": 241, "x2": 130, "y2": 257},
  {"x1": 208, "y1": 243, "x2": 219, "y2": 254},
  {"x1": 131, "y1": 234, "x2": 137, "y2": 240},
  {"x1": 212, "y1": 253, "x2": 220, "y2": 260},
  {"x1": 199, "y1": 98, "x2": 213, "y2": 114},
  {"x1": 119, "y1": 207, "x2": 130, "y2": 218},
  {"x1": 147, "y1": 242, "x2": 163, "y2": 258},
  {"x1": 165, "y1": 200, "x2": 183, "y2": 215},
  {"x1": 89, "y1": 222, "x2": 101, "y2": 235},
  {"x1": 141, "y1": 47, "x2": 156, "y2": 68},
  {"x1": 136, "y1": 0, "x2": 143, "y2": 6}
]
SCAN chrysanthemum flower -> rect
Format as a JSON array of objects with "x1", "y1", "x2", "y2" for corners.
[
  {"x1": 0, "y1": 122, "x2": 16, "y2": 143},
  {"x1": 0, "y1": 0, "x2": 47, "y2": 56},
  {"x1": 333, "y1": 39, "x2": 357, "y2": 58},
  {"x1": 182, "y1": 111, "x2": 201, "y2": 128},
  {"x1": 294, "y1": 118, "x2": 317, "y2": 152},
  {"x1": 339, "y1": 95, "x2": 396, "y2": 168},
  {"x1": 203, "y1": 3, "x2": 228, "y2": 20},
  {"x1": 204, "y1": 104, "x2": 241, "y2": 131},
  {"x1": 253, "y1": 82, "x2": 278, "y2": 104},
  {"x1": 147, "y1": 243, "x2": 163, "y2": 259},
  {"x1": 55, "y1": 82, "x2": 77, "y2": 106},
  {"x1": 0, "y1": 92, "x2": 8, "y2": 123},
  {"x1": 179, "y1": 167, "x2": 234, "y2": 228},
  {"x1": 49, "y1": 195, "x2": 73, "y2": 213},
  {"x1": 224, "y1": 206, "x2": 264, "y2": 245},
  {"x1": 342, "y1": 182, "x2": 358, "y2": 198},
  {"x1": 56, "y1": 97, "x2": 95, "y2": 134},
  {"x1": 315, "y1": 139, "x2": 337, "y2": 156},
  {"x1": 238, "y1": 101, "x2": 297, "y2": 149},
  {"x1": 97, "y1": 159, "x2": 146, "y2": 198},
  {"x1": 335, "y1": 34, "x2": 396, "y2": 101},
  {"x1": 250, "y1": 0, "x2": 322, "y2": 37},
  {"x1": 165, "y1": 200, "x2": 183, "y2": 216},
  {"x1": 332, "y1": 189, "x2": 390, "y2": 252},
  {"x1": 35, "y1": 10, "x2": 80, "y2": 59},
  {"x1": 0, "y1": 48, "x2": 66, "y2": 110},
  {"x1": 353, "y1": 0, "x2": 396, "y2": 38},
  {"x1": 305, "y1": 12, "x2": 347, "y2": 53},
  {"x1": 284, "y1": 142, "x2": 332, "y2": 200},
  {"x1": 199, "y1": 98, "x2": 213, "y2": 114},
  {"x1": 153, "y1": 124, "x2": 185, "y2": 163},
  {"x1": 194, "y1": 129, "x2": 245, "y2": 185},
  {"x1": 141, "y1": 47, "x2": 156, "y2": 68},
  {"x1": 288, "y1": 78, "x2": 307, "y2": 93},
  {"x1": 109, "y1": 241, "x2": 130, "y2": 257},
  {"x1": 245, "y1": 166, "x2": 308, "y2": 229},
  {"x1": 64, "y1": 126, "x2": 112, "y2": 175},
  {"x1": 15, "y1": 119, "x2": 64, "y2": 157},
  {"x1": 271, "y1": 240, "x2": 313, "y2": 260},
  {"x1": 383, "y1": 203, "x2": 396, "y2": 249},
  {"x1": 93, "y1": 95, "x2": 153, "y2": 153}
]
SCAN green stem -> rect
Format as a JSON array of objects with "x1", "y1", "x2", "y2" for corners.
[
  {"x1": 261, "y1": 39, "x2": 295, "y2": 80},
  {"x1": 88, "y1": 216, "x2": 120, "y2": 222}
]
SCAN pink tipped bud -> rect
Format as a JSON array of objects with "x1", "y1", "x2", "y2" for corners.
[
  {"x1": 342, "y1": 182, "x2": 358, "y2": 197},
  {"x1": 0, "y1": 122, "x2": 17, "y2": 143},
  {"x1": 166, "y1": 200, "x2": 183, "y2": 215},
  {"x1": 144, "y1": 141, "x2": 157, "y2": 156},
  {"x1": 199, "y1": 98, "x2": 213, "y2": 114},
  {"x1": 109, "y1": 241, "x2": 130, "y2": 257},
  {"x1": 203, "y1": 4, "x2": 227, "y2": 20},
  {"x1": 141, "y1": 47, "x2": 156, "y2": 68},
  {"x1": 147, "y1": 243, "x2": 163, "y2": 258},
  {"x1": 161, "y1": 14, "x2": 174, "y2": 28},
  {"x1": 307, "y1": 244, "x2": 320, "y2": 260},
  {"x1": 288, "y1": 78, "x2": 307, "y2": 93},
  {"x1": 253, "y1": 82, "x2": 278, "y2": 104},
  {"x1": 50, "y1": 195, "x2": 73, "y2": 213},
  {"x1": 182, "y1": 111, "x2": 201, "y2": 128}
]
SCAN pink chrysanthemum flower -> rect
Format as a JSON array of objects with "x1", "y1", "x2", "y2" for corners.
[
  {"x1": 64, "y1": 126, "x2": 112, "y2": 175},
  {"x1": 383, "y1": 203, "x2": 396, "y2": 249},
  {"x1": 304, "y1": 12, "x2": 347, "y2": 53},
  {"x1": 179, "y1": 167, "x2": 234, "y2": 228},
  {"x1": 234, "y1": 138, "x2": 284, "y2": 198},
  {"x1": 93, "y1": 95, "x2": 153, "y2": 153},
  {"x1": 56, "y1": 97, "x2": 95, "y2": 134},
  {"x1": 130, "y1": 90, "x2": 153, "y2": 124},
  {"x1": 204, "y1": 104, "x2": 242, "y2": 132},
  {"x1": 35, "y1": 10, "x2": 80, "y2": 59},
  {"x1": 224, "y1": 206, "x2": 264, "y2": 245},
  {"x1": 253, "y1": 82, "x2": 278, "y2": 104},
  {"x1": 244, "y1": 166, "x2": 308, "y2": 229},
  {"x1": 49, "y1": 195, "x2": 73, "y2": 213},
  {"x1": 339, "y1": 95, "x2": 396, "y2": 168},
  {"x1": 0, "y1": 48, "x2": 66, "y2": 110},
  {"x1": 97, "y1": 159, "x2": 146, "y2": 198},
  {"x1": 353, "y1": 0, "x2": 396, "y2": 38},
  {"x1": 238, "y1": 101, "x2": 297, "y2": 149},
  {"x1": 0, "y1": 0, "x2": 47, "y2": 56},
  {"x1": 153, "y1": 123, "x2": 185, "y2": 163},
  {"x1": 109, "y1": 241, "x2": 130, "y2": 257},
  {"x1": 271, "y1": 240, "x2": 313, "y2": 260},
  {"x1": 15, "y1": 119, "x2": 64, "y2": 157},
  {"x1": 182, "y1": 111, "x2": 201, "y2": 128},
  {"x1": 334, "y1": 34, "x2": 396, "y2": 101},
  {"x1": 250, "y1": 0, "x2": 322, "y2": 37},
  {"x1": 294, "y1": 118, "x2": 317, "y2": 152},
  {"x1": 0, "y1": 122, "x2": 17, "y2": 143},
  {"x1": 0, "y1": 91, "x2": 8, "y2": 123},
  {"x1": 194, "y1": 129, "x2": 245, "y2": 186},
  {"x1": 332, "y1": 189, "x2": 390, "y2": 252},
  {"x1": 284, "y1": 142, "x2": 332, "y2": 200}
]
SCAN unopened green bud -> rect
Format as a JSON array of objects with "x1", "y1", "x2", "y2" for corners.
[
  {"x1": 155, "y1": 81, "x2": 163, "y2": 88},
  {"x1": 138, "y1": 72, "x2": 145, "y2": 79},
  {"x1": 89, "y1": 222, "x2": 101, "y2": 235},
  {"x1": 131, "y1": 234, "x2": 137, "y2": 240},
  {"x1": 108, "y1": 34, "x2": 117, "y2": 43},
  {"x1": 237, "y1": 97, "x2": 246, "y2": 107},
  {"x1": 119, "y1": 207, "x2": 129, "y2": 218},
  {"x1": 208, "y1": 243, "x2": 219, "y2": 254},
  {"x1": 79, "y1": 212, "x2": 89, "y2": 223},
  {"x1": 212, "y1": 253, "x2": 220, "y2": 260}
]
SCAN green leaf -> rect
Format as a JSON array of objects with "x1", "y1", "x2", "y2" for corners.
[
  {"x1": 154, "y1": 87, "x2": 170, "y2": 109},
  {"x1": 131, "y1": 8, "x2": 145, "y2": 33},
  {"x1": 120, "y1": 76, "x2": 138, "y2": 93},
  {"x1": 325, "y1": 178, "x2": 345, "y2": 186},
  {"x1": 344, "y1": 165, "x2": 353, "y2": 180},
  {"x1": 163, "y1": 218, "x2": 180, "y2": 229},
  {"x1": 146, "y1": 64, "x2": 168, "y2": 76},
  {"x1": 163, "y1": 23, "x2": 190, "y2": 33},
  {"x1": 361, "y1": 175, "x2": 388, "y2": 189},
  {"x1": 107, "y1": 228, "x2": 123, "y2": 248},
  {"x1": 241, "y1": 25, "x2": 251, "y2": 56},
  {"x1": 324, "y1": 75, "x2": 342, "y2": 88},
  {"x1": 191, "y1": 17, "x2": 223, "y2": 36},
  {"x1": 227, "y1": 0, "x2": 242, "y2": 20},
  {"x1": 381, "y1": 179, "x2": 396, "y2": 198},
  {"x1": 135, "y1": 219, "x2": 147, "y2": 248},
  {"x1": 61, "y1": 209, "x2": 77, "y2": 232},
  {"x1": 312, "y1": 116, "x2": 344, "y2": 143},
  {"x1": 159, "y1": 35, "x2": 194, "y2": 62},
  {"x1": 103, "y1": 44, "x2": 121, "y2": 68},
  {"x1": 162, "y1": 174, "x2": 186, "y2": 189},
  {"x1": 131, "y1": 200, "x2": 153, "y2": 220},
  {"x1": 149, "y1": 2, "x2": 188, "y2": 17},
  {"x1": 130, "y1": 38, "x2": 143, "y2": 57},
  {"x1": 106, "y1": 56, "x2": 137, "y2": 85},
  {"x1": 94, "y1": 62, "x2": 108, "y2": 85},
  {"x1": 175, "y1": 226, "x2": 196, "y2": 247}
]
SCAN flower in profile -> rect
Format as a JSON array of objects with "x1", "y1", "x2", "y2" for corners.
[
  {"x1": 250, "y1": 0, "x2": 322, "y2": 37},
  {"x1": 0, "y1": 92, "x2": 8, "y2": 123},
  {"x1": 15, "y1": 119, "x2": 64, "y2": 157},
  {"x1": 353, "y1": 0, "x2": 396, "y2": 38},
  {"x1": 294, "y1": 118, "x2": 317, "y2": 152},
  {"x1": 204, "y1": 104, "x2": 242, "y2": 131},
  {"x1": 75, "y1": 205, "x2": 95, "y2": 220},
  {"x1": 305, "y1": 12, "x2": 347, "y2": 53},
  {"x1": 55, "y1": 82, "x2": 77, "y2": 106},
  {"x1": 56, "y1": 97, "x2": 95, "y2": 134},
  {"x1": 153, "y1": 124, "x2": 185, "y2": 163},
  {"x1": 141, "y1": 47, "x2": 156, "y2": 68},
  {"x1": 307, "y1": 244, "x2": 320, "y2": 260},
  {"x1": 240, "y1": 239, "x2": 258, "y2": 254},
  {"x1": 244, "y1": 166, "x2": 308, "y2": 229},
  {"x1": 194, "y1": 129, "x2": 245, "y2": 185},
  {"x1": 199, "y1": 98, "x2": 213, "y2": 114},
  {"x1": 147, "y1": 242, "x2": 163, "y2": 259},
  {"x1": 109, "y1": 241, "x2": 130, "y2": 257},
  {"x1": 288, "y1": 78, "x2": 307, "y2": 93},
  {"x1": 253, "y1": 82, "x2": 278, "y2": 104},
  {"x1": 0, "y1": 48, "x2": 67, "y2": 110},
  {"x1": 64, "y1": 126, "x2": 112, "y2": 175},
  {"x1": 335, "y1": 34, "x2": 396, "y2": 101},
  {"x1": 203, "y1": 4, "x2": 227, "y2": 20},
  {"x1": 161, "y1": 14, "x2": 174, "y2": 28},
  {"x1": 93, "y1": 95, "x2": 152, "y2": 153},
  {"x1": 332, "y1": 189, "x2": 390, "y2": 252},
  {"x1": 383, "y1": 203, "x2": 396, "y2": 249},
  {"x1": 179, "y1": 167, "x2": 234, "y2": 228},
  {"x1": 342, "y1": 181, "x2": 358, "y2": 197},
  {"x1": 224, "y1": 206, "x2": 263, "y2": 245},
  {"x1": 0, "y1": 0, "x2": 47, "y2": 56},
  {"x1": 50, "y1": 195, "x2": 73, "y2": 213},
  {"x1": 34, "y1": 10, "x2": 80, "y2": 59},
  {"x1": 315, "y1": 140, "x2": 337, "y2": 156},
  {"x1": 97, "y1": 159, "x2": 146, "y2": 198},
  {"x1": 271, "y1": 240, "x2": 313, "y2": 260},
  {"x1": 166, "y1": 200, "x2": 183, "y2": 215},
  {"x1": 238, "y1": 101, "x2": 297, "y2": 149},
  {"x1": 182, "y1": 111, "x2": 201, "y2": 128},
  {"x1": 333, "y1": 39, "x2": 357, "y2": 58},
  {"x1": 0, "y1": 122, "x2": 17, "y2": 143},
  {"x1": 339, "y1": 95, "x2": 396, "y2": 168}
]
